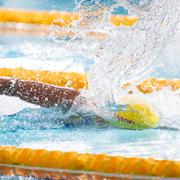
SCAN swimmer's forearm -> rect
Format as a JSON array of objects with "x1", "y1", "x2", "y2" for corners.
[
  {"x1": 16, "y1": 80, "x2": 80, "y2": 109},
  {"x1": 0, "y1": 77, "x2": 80, "y2": 110},
  {"x1": 0, "y1": 78, "x2": 16, "y2": 96}
]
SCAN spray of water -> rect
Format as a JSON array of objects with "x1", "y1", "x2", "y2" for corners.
[
  {"x1": 86, "y1": 0, "x2": 179, "y2": 100},
  {"x1": 53, "y1": 0, "x2": 180, "y2": 126},
  {"x1": 0, "y1": 0, "x2": 180, "y2": 129}
]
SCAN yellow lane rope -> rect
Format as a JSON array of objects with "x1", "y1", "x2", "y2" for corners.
[
  {"x1": 137, "y1": 78, "x2": 180, "y2": 93},
  {"x1": 0, "y1": 67, "x2": 87, "y2": 90},
  {"x1": 0, "y1": 67, "x2": 180, "y2": 93},
  {"x1": 0, "y1": 146, "x2": 179, "y2": 178},
  {"x1": 0, "y1": 8, "x2": 138, "y2": 27},
  {"x1": 122, "y1": 78, "x2": 180, "y2": 94}
]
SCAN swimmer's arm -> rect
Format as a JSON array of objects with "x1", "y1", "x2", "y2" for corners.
[{"x1": 0, "y1": 77, "x2": 80, "y2": 110}]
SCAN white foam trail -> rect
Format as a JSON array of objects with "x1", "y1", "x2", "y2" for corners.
[
  {"x1": 137, "y1": 89, "x2": 180, "y2": 128},
  {"x1": 59, "y1": 0, "x2": 180, "y2": 108},
  {"x1": 65, "y1": 0, "x2": 180, "y2": 128},
  {"x1": 19, "y1": 141, "x2": 92, "y2": 153},
  {"x1": 90, "y1": 0, "x2": 180, "y2": 103},
  {"x1": 0, "y1": 95, "x2": 38, "y2": 116},
  {"x1": 155, "y1": 21, "x2": 180, "y2": 78},
  {"x1": 0, "y1": 57, "x2": 86, "y2": 73}
]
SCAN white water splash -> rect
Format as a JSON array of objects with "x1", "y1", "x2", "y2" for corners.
[
  {"x1": 0, "y1": 0, "x2": 180, "y2": 129},
  {"x1": 88, "y1": 0, "x2": 180, "y2": 104},
  {"x1": 130, "y1": 88, "x2": 180, "y2": 129},
  {"x1": 0, "y1": 95, "x2": 38, "y2": 116},
  {"x1": 52, "y1": 0, "x2": 180, "y2": 105},
  {"x1": 61, "y1": 0, "x2": 180, "y2": 128}
]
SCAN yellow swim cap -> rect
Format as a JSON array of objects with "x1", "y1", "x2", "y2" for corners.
[{"x1": 108, "y1": 95, "x2": 160, "y2": 129}]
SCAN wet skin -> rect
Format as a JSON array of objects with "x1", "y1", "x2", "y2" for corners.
[{"x1": 0, "y1": 77, "x2": 80, "y2": 111}]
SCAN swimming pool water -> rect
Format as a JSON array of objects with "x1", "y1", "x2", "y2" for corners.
[
  {"x1": 0, "y1": 0, "x2": 128, "y2": 14},
  {"x1": 0, "y1": 0, "x2": 76, "y2": 11},
  {"x1": 0, "y1": 112, "x2": 180, "y2": 160},
  {"x1": 0, "y1": 35, "x2": 180, "y2": 162}
]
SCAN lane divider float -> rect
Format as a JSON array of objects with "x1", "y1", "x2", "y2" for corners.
[
  {"x1": 0, "y1": 67, "x2": 179, "y2": 93},
  {"x1": 0, "y1": 146, "x2": 179, "y2": 179},
  {"x1": 0, "y1": 8, "x2": 138, "y2": 27}
]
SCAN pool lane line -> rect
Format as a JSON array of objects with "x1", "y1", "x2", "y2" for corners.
[
  {"x1": 0, "y1": 67, "x2": 180, "y2": 93},
  {"x1": 0, "y1": 67, "x2": 87, "y2": 91},
  {"x1": 0, "y1": 8, "x2": 138, "y2": 27},
  {"x1": 0, "y1": 146, "x2": 179, "y2": 178}
]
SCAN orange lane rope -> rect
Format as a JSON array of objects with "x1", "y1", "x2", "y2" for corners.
[
  {"x1": 0, "y1": 8, "x2": 138, "y2": 27},
  {"x1": 0, "y1": 146, "x2": 179, "y2": 178},
  {"x1": 0, "y1": 67, "x2": 87, "y2": 90},
  {"x1": 0, "y1": 67, "x2": 180, "y2": 93},
  {"x1": 122, "y1": 78, "x2": 180, "y2": 94}
]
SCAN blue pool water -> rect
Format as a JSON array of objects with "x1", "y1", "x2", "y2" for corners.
[
  {"x1": 0, "y1": 115, "x2": 180, "y2": 160},
  {"x1": 0, "y1": 0, "x2": 128, "y2": 14},
  {"x1": 0, "y1": 0, "x2": 77, "y2": 11}
]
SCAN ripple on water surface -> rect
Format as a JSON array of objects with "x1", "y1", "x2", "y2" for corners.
[{"x1": 0, "y1": 111, "x2": 180, "y2": 160}]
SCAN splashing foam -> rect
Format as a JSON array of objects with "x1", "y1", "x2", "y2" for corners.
[
  {"x1": 56, "y1": 0, "x2": 180, "y2": 127},
  {"x1": 126, "y1": 87, "x2": 180, "y2": 129},
  {"x1": 0, "y1": 0, "x2": 179, "y2": 129},
  {"x1": 88, "y1": 0, "x2": 179, "y2": 102}
]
